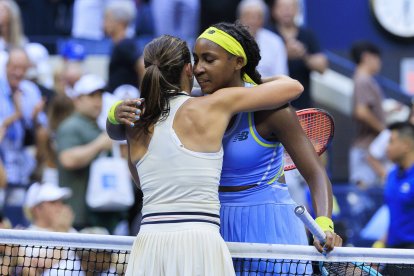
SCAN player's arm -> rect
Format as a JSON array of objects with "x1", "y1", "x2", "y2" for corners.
[
  {"x1": 106, "y1": 99, "x2": 144, "y2": 140},
  {"x1": 267, "y1": 106, "x2": 332, "y2": 217},
  {"x1": 264, "y1": 106, "x2": 342, "y2": 252},
  {"x1": 261, "y1": 75, "x2": 290, "y2": 83},
  {"x1": 106, "y1": 120, "x2": 126, "y2": 140},
  {"x1": 127, "y1": 142, "x2": 140, "y2": 188},
  {"x1": 197, "y1": 76, "x2": 302, "y2": 137},
  {"x1": 211, "y1": 76, "x2": 303, "y2": 116}
]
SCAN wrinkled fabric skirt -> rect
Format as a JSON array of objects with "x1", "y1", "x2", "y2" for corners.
[
  {"x1": 220, "y1": 184, "x2": 312, "y2": 275},
  {"x1": 125, "y1": 222, "x2": 235, "y2": 276}
]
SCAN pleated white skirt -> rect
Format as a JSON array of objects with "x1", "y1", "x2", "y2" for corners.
[{"x1": 125, "y1": 222, "x2": 235, "y2": 276}]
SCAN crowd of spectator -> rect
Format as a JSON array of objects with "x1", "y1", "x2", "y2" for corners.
[
  {"x1": 0, "y1": 0, "x2": 412, "y2": 265},
  {"x1": 0, "y1": 0, "x2": 143, "y2": 235}
]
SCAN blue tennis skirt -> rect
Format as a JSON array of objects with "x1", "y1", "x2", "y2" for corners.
[{"x1": 219, "y1": 184, "x2": 312, "y2": 275}]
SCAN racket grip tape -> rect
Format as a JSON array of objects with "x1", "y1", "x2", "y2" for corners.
[{"x1": 294, "y1": 205, "x2": 327, "y2": 243}]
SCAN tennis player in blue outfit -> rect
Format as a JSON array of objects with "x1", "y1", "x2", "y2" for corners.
[{"x1": 108, "y1": 22, "x2": 342, "y2": 274}]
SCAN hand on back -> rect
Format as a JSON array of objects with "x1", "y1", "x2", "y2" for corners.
[{"x1": 115, "y1": 99, "x2": 144, "y2": 126}]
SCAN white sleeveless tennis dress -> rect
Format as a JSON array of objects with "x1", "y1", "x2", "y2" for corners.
[{"x1": 125, "y1": 94, "x2": 235, "y2": 276}]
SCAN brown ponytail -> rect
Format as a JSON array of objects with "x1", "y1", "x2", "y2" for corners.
[{"x1": 138, "y1": 35, "x2": 191, "y2": 133}]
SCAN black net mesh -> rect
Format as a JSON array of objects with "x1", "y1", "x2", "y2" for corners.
[
  {"x1": 1, "y1": 243, "x2": 414, "y2": 275},
  {"x1": 0, "y1": 229, "x2": 414, "y2": 276},
  {"x1": 233, "y1": 258, "x2": 414, "y2": 275},
  {"x1": 0, "y1": 244, "x2": 128, "y2": 275}
]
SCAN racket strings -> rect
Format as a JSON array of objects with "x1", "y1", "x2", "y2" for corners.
[
  {"x1": 300, "y1": 113, "x2": 332, "y2": 154},
  {"x1": 283, "y1": 110, "x2": 334, "y2": 171}
]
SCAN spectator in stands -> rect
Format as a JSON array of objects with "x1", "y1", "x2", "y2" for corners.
[
  {"x1": 60, "y1": 40, "x2": 87, "y2": 63},
  {"x1": 0, "y1": 48, "x2": 47, "y2": 227},
  {"x1": 24, "y1": 182, "x2": 75, "y2": 233},
  {"x1": 25, "y1": 43, "x2": 55, "y2": 101},
  {"x1": 384, "y1": 122, "x2": 414, "y2": 249},
  {"x1": 368, "y1": 100, "x2": 411, "y2": 185},
  {"x1": 56, "y1": 74, "x2": 121, "y2": 233},
  {"x1": 0, "y1": 1, "x2": 57, "y2": 90},
  {"x1": 0, "y1": 0, "x2": 27, "y2": 78},
  {"x1": 349, "y1": 41, "x2": 385, "y2": 188},
  {"x1": 0, "y1": 2, "x2": 55, "y2": 188},
  {"x1": 104, "y1": 0, "x2": 141, "y2": 93},
  {"x1": 269, "y1": 0, "x2": 328, "y2": 109},
  {"x1": 25, "y1": 43, "x2": 55, "y2": 100},
  {"x1": 24, "y1": 44, "x2": 59, "y2": 183},
  {"x1": 19, "y1": 182, "x2": 83, "y2": 275},
  {"x1": 53, "y1": 41, "x2": 86, "y2": 97},
  {"x1": 238, "y1": 0, "x2": 288, "y2": 77},
  {"x1": 0, "y1": 0, "x2": 26, "y2": 51},
  {"x1": 60, "y1": 62, "x2": 85, "y2": 98},
  {"x1": 37, "y1": 94, "x2": 74, "y2": 185}
]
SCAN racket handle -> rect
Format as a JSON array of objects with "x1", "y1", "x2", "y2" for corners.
[{"x1": 294, "y1": 205, "x2": 326, "y2": 243}]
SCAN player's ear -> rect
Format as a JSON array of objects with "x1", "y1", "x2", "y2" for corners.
[
  {"x1": 184, "y1": 63, "x2": 193, "y2": 78},
  {"x1": 234, "y1": 56, "x2": 245, "y2": 71}
]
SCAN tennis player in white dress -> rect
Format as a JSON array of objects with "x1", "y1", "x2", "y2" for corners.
[{"x1": 107, "y1": 34, "x2": 303, "y2": 276}]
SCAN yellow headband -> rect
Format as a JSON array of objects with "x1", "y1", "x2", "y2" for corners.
[{"x1": 198, "y1": 27, "x2": 256, "y2": 85}]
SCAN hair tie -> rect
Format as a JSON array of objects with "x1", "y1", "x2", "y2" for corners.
[{"x1": 144, "y1": 60, "x2": 160, "y2": 69}]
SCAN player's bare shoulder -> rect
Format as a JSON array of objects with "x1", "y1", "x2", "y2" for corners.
[{"x1": 178, "y1": 97, "x2": 213, "y2": 127}]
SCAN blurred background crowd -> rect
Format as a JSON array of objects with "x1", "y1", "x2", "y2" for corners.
[{"x1": 0, "y1": 0, "x2": 413, "y2": 255}]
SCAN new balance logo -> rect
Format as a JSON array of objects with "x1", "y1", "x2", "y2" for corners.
[{"x1": 232, "y1": 131, "x2": 249, "y2": 142}]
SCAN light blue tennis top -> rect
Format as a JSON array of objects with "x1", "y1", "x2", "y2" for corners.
[{"x1": 220, "y1": 109, "x2": 284, "y2": 187}]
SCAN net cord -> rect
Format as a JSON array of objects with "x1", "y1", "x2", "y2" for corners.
[
  {"x1": 1, "y1": 229, "x2": 414, "y2": 264},
  {"x1": 228, "y1": 242, "x2": 414, "y2": 264},
  {"x1": 0, "y1": 229, "x2": 134, "y2": 251}
]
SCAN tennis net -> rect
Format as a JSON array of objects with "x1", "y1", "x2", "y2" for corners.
[{"x1": 0, "y1": 229, "x2": 414, "y2": 275}]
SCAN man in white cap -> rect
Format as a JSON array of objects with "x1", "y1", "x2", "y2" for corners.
[
  {"x1": 20, "y1": 183, "x2": 85, "y2": 275},
  {"x1": 55, "y1": 74, "x2": 122, "y2": 233},
  {"x1": 24, "y1": 182, "x2": 75, "y2": 232}
]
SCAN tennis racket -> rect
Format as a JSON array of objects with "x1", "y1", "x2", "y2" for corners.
[
  {"x1": 284, "y1": 108, "x2": 335, "y2": 171},
  {"x1": 294, "y1": 206, "x2": 381, "y2": 276}
]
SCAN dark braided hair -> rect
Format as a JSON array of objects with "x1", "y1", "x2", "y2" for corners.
[
  {"x1": 212, "y1": 21, "x2": 263, "y2": 84},
  {"x1": 139, "y1": 35, "x2": 191, "y2": 133}
]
